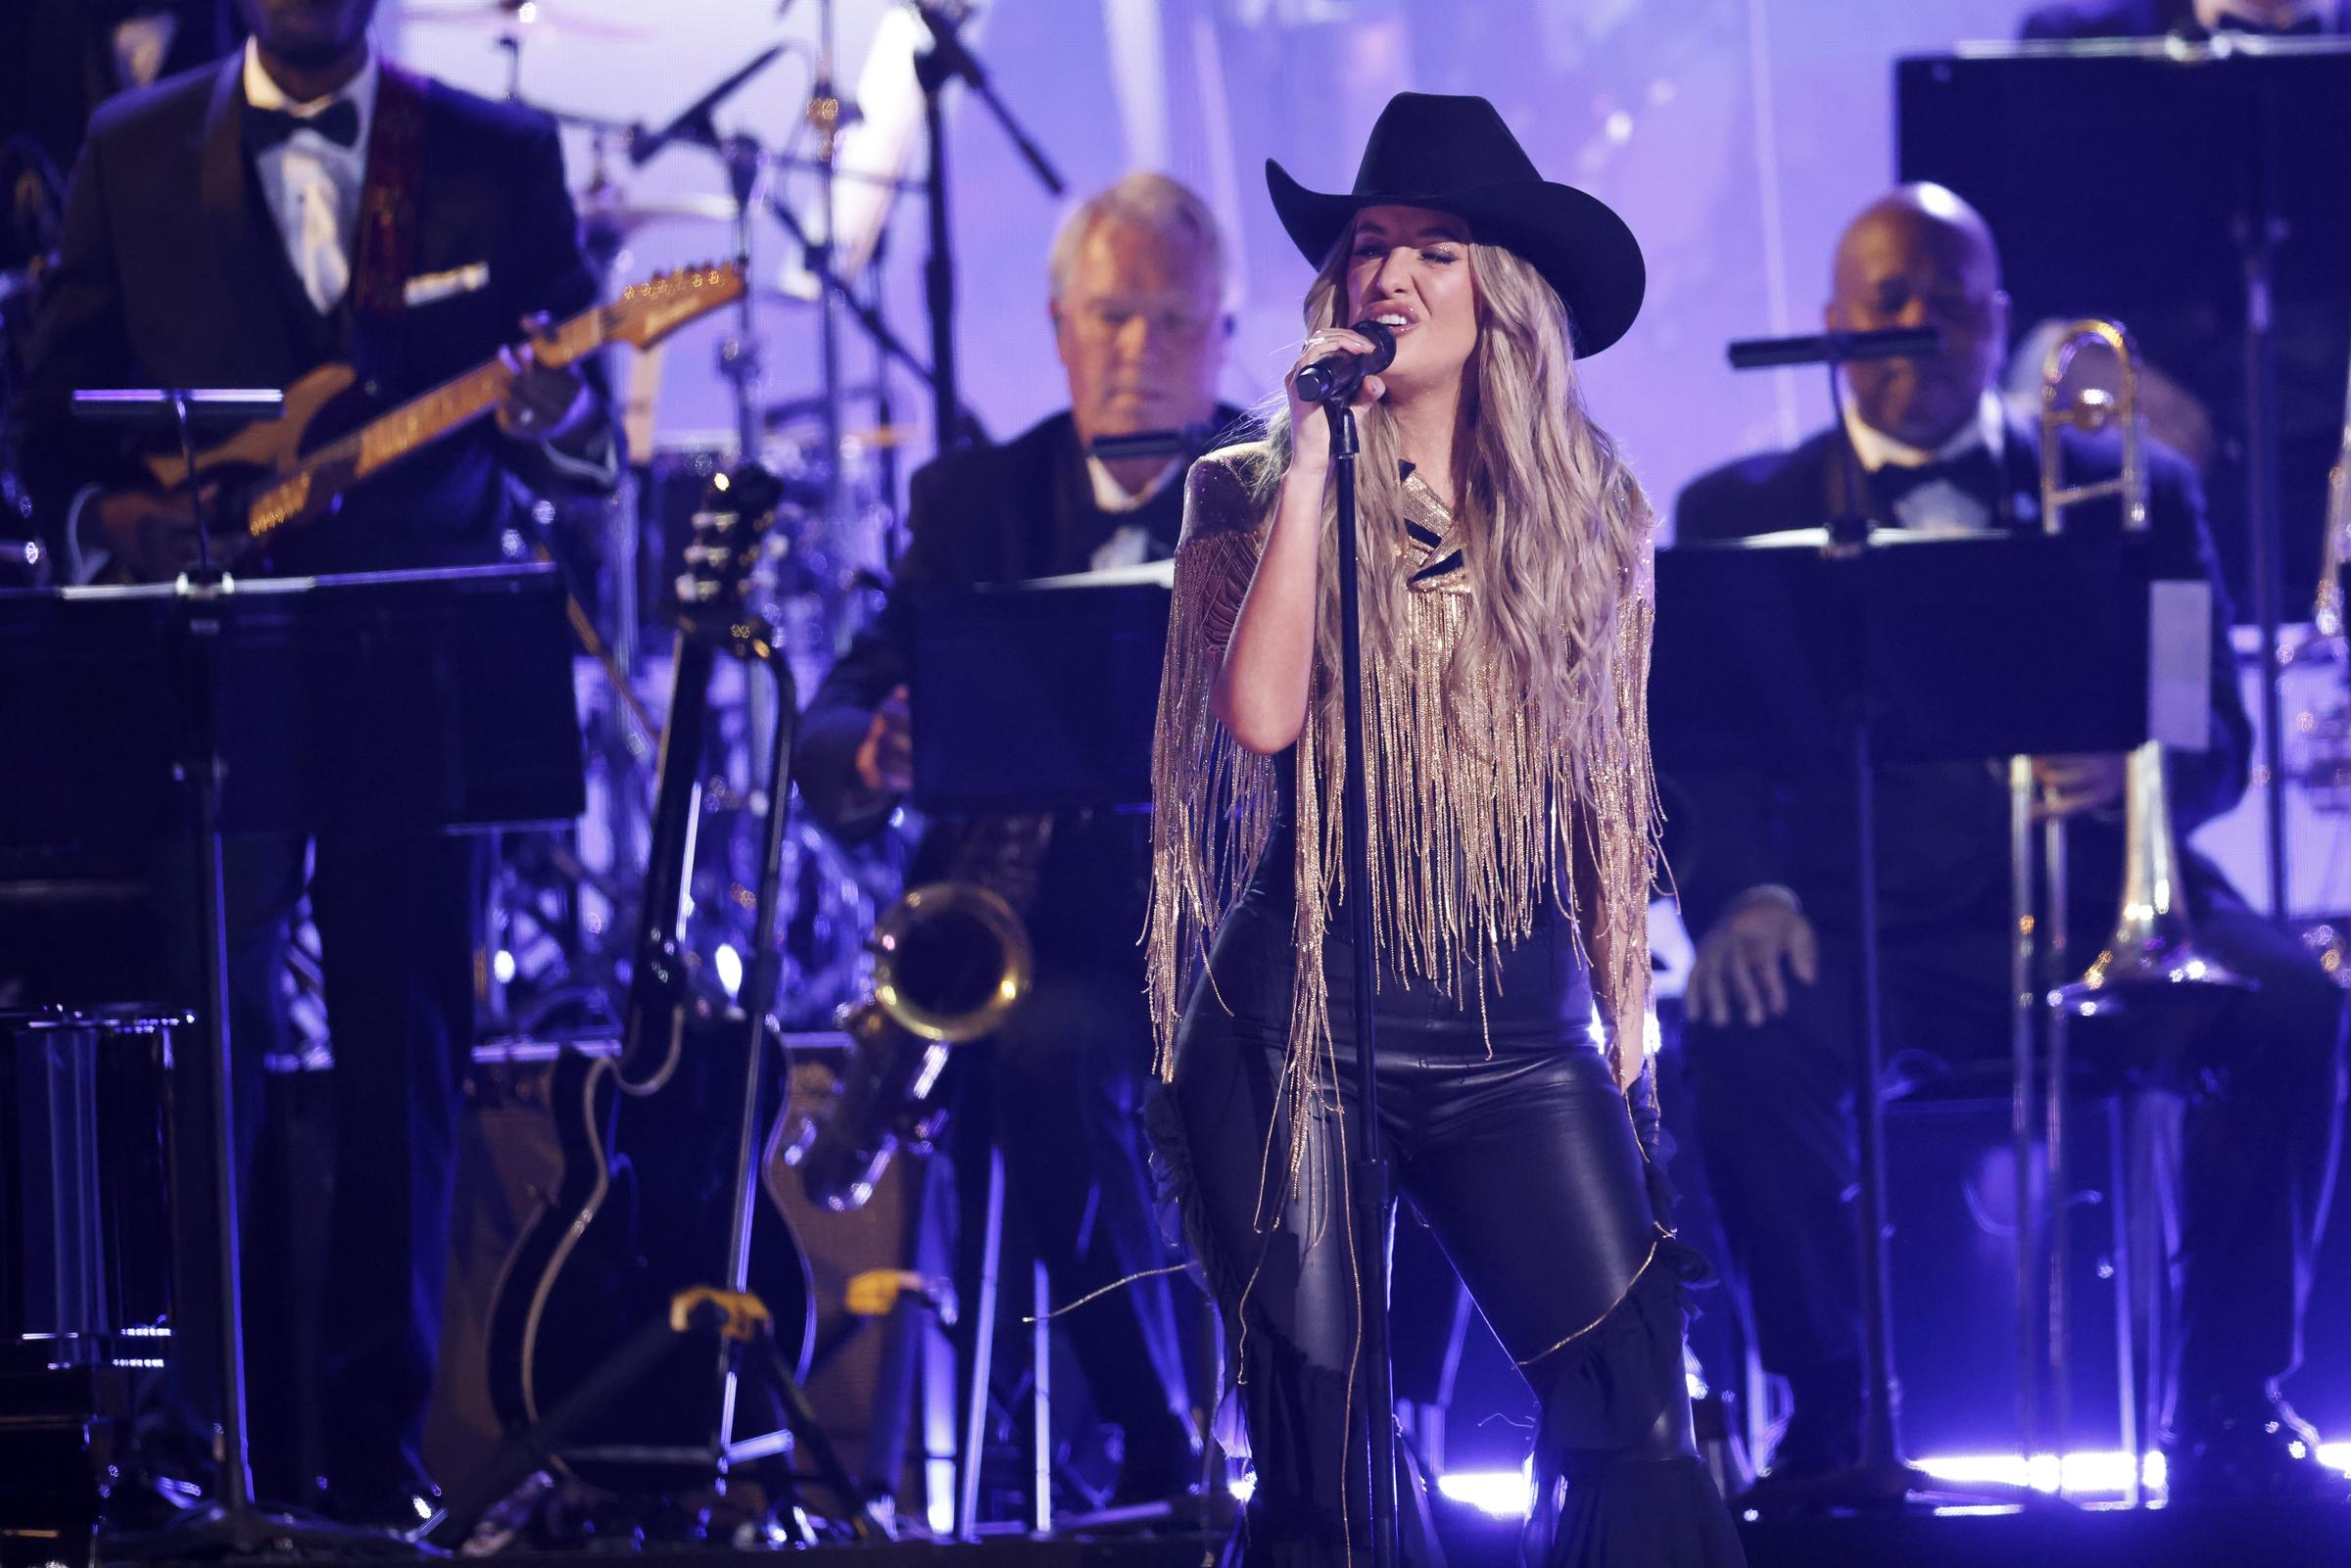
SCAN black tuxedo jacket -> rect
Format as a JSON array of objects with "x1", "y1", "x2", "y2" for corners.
[
  {"x1": 793, "y1": 406, "x2": 1246, "y2": 965},
  {"x1": 7, "y1": 51, "x2": 608, "y2": 572},
  {"x1": 1667, "y1": 413, "x2": 2251, "y2": 938}
]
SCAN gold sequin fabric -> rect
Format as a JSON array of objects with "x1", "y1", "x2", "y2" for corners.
[{"x1": 1144, "y1": 443, "x2": 1663, "y2": 1115}]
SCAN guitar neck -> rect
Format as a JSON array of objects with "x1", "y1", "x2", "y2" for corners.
[
  {"x1": 238, "y1": 262, "x2": 738, "y2": 541},
  {"x1": 285, "y1": 306, "x2": 606, "y2": 496}
]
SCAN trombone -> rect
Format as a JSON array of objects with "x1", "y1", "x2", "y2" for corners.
[
  {"x1": 2008, "y1": 317, "x2": 2248, "y2": 1481},
  {"x1": 2031, "y1": 319, "x2": 2244, "y2": 1017}
]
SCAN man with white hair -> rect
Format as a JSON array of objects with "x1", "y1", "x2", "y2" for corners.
[{"x1": 795, "y1": 171, "x2": 1244, "y2": 1510}]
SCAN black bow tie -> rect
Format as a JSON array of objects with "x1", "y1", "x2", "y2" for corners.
[
  {"x1": 1866, "y1": 444, "x2": 2004, "y2": 517},
  {"x1": 244, "y1": 97, "x2": 361, "y2": 153}
]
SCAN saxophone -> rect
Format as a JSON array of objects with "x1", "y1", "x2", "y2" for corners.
[{"x1": 792, "y1": 813, "x2": 1052, "y2": 1212}]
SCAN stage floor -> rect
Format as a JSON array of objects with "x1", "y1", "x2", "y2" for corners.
[{"x1": 56, "y1": 1499, "x2": 2351, "y2": 1568}]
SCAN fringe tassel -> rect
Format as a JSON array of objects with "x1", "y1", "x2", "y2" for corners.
[{"x1": 1145, "y1": 442, "x2": 1662, "y2": 1113}]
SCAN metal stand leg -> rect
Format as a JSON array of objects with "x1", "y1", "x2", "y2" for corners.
[
  {"x1": 1032, "y1": 1259, "x2": 1051, "y2": 1535},
  {"x1": 955, "y1": 1143, "x2": 1005, "y2": 1540},
  {"x1": 2107, "y1": 1095, "x2": 2142, "y2": 1507},
  {"x1": 2046, "y1": 1006, "x2": 2074, "y2": 1472}
]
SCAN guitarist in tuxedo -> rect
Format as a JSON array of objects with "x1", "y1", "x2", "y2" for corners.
[
  {"x1": 3, "y1": 0, "x2": 613, "y2": 1528},
  {"x1": 1666, "y1": 183, "x2": 2347, "y2": 1502}
]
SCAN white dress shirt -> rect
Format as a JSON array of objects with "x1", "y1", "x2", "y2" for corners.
[
  {"x1": 1841, "y1": 391, "x2": 2008, "y2": 535},
  {"x1": 1084, "y1": 452, "x2": 1181, "y2": 572},
  {"x1": 242, "y1": 37, "x2": 379, "y2": 315}
]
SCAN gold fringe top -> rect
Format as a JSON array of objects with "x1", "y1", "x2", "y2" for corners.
[{"x1": 1144, "y1": 442, "x2": 1662, "y2": 1102}]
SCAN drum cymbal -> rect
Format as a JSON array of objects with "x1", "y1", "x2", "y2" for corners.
[
  {"x1": 578, "y1": 189, "x2": 742, "y2": 233},
  {"x1": 402, "y1": 0, "x2": 649, "y2": 38}
]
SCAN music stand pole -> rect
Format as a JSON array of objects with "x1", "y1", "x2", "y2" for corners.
[
  {"x1": 1325, "y1": 399, "x2": 1399, "y2": 1568},
  {"x1": 2238, "y1": 217, "x2": 2290, "y2": 921},
  {"x1": 72, "y1": 390, "x2": 422, "y2": 1555}
]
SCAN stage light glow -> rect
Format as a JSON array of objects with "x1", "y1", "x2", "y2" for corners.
[
  {"x1": 1234, "y1": 1447, "x2": 2351, "y2": 1523},
  {"x1": 1230, "y1": 1473, "x2": 1256, "y2": 1503},
  {"x1": 493, "y1": 949, "x2": 517, "y2": 985},
  {"x1": 1438, "y1": 1468, "x2": 1536, "y2": 1517},
  {"x1": 715, "y1": 943, "x2": 744, "y2": 998},
  {"x1": 1895, "y1": 1450, "x2": 2163, "y2": 1495}
]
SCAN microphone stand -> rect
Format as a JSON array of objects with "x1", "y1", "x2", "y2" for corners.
[
  {"x1": 625, "y1": 48, "x2": 784, "y2": 462},
  {"x1": 912, "y1": 2, "x2": 1063, "y2": 457},
  {"x1": 1719, "y1": 330, "x2": 2039, "y2": 1516},
  {"x1": 1321, "y1": 395, "x2": 1399, "y2": 1568}
]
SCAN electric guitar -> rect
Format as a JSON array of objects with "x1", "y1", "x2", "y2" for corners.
[{"x1": 132, "y1": 261, "x2": 744, "y2": 571}]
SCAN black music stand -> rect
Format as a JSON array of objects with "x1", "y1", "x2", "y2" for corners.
[
  {"x1": 907, "y1": 569, "x2": 1223, "y2": 1540},
  {"x1": 2, "y1": 494, "x2": 582, "y2": 1555},
  {"x1": 1898, "y1": 39, "x2": 2351, "y2": 920},
  {"x1": 909, "y1": 565, "x2": 1170, "y2": 815},
  {"x1": 1652, "y1": 526, "x2": 2200, "y2": 1511}
]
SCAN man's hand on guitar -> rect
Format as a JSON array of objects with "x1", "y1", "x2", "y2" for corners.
[
  {"x1": 496, "y1": 312, "x2": 592, "y2": 443},
  {"x1": 87, "y1": 485, "x2": 229, "y2": 582}
]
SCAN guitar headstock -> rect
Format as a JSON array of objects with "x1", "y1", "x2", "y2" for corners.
[
  {"x1": 677, "y1": 463, "x2": 784, "y2": 651},
  {"x1": 608, "y1": 261, "x2": 747, "y2": 351}
]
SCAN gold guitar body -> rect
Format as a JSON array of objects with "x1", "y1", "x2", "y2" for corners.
[{"x1": 141, "y1": 362, "x2": 370, "y2": 545}]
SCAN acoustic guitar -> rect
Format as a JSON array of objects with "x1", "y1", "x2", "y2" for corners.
[{"x1": 484, "y1": 464, "x2": 818, "y2": 1498}]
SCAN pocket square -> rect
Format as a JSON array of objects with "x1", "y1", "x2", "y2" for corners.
[{"x1": 404, "y1": 261, "x2": 491, "y2": 307}]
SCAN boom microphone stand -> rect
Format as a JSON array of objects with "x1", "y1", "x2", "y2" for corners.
[
  {"x1": 911, "y1": 0, "x2": 1063, "y2": 458},
  {"x1": 627, "y1": 46, "x2": 784, "y2": 462}
]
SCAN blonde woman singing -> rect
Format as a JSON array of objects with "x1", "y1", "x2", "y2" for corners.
[{"x1": 1146, "y1": 93, "x2": 1746, "y2": 1567}]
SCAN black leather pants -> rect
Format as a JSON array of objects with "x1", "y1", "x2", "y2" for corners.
[{"x1": 1156, "y1": 884, "x2": 1745, "y2": 1567}]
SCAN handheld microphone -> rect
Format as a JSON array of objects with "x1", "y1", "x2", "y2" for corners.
[{"x1": 1295, "y1": 320, "x2": 1398, "y2": 404}]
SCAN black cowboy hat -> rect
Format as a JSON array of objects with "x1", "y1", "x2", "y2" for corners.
[{"x1": 1266, "y1": 92, "x2": 1646, "y2": 357}]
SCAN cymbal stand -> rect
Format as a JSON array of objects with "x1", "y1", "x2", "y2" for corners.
[
  {"x1": 762, "y1": 193, "x2": 987, "y2": 450},
  {"x1": 720, "y1": 134, "x2": 766, "y2": 464},
  {"x1": 803, "y1": 0, "x2": 855, "y2": 538}
]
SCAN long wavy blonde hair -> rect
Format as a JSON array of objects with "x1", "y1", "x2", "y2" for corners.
[{"x1": 1236, "y1": 223, "x2": 1652, "y2": 760}]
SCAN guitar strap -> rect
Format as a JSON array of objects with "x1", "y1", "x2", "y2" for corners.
[{"x1": 352, "y1": 64, "x2": 429, "y2": 319}]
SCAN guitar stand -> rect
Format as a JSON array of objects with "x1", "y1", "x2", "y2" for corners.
[{"x1": 427, "y1": 1289, "x2": 888, "y2": 1549}]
